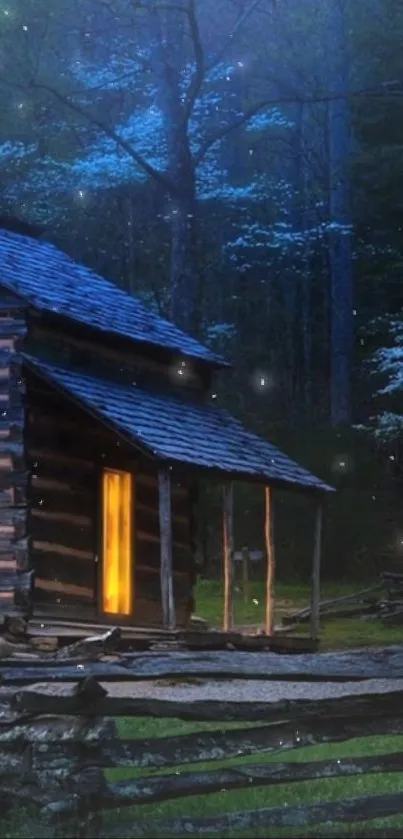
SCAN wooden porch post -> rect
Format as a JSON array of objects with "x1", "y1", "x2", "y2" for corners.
[
  {"x1": 222, "y1": 483, "x2": 234, "y2": 632},
  {"x1": 264, "y1": 486, "x2": 275, "y2": 635},
  {"x1": 158, "y1": 468, "x2": 176, "y2": 631},
  {"x1": 310, "y1": 499, "x2": 324, "y2": 642}
]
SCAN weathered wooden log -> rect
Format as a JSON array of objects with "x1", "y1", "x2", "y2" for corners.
[
  {"x1": 0, "y1": 712, "x2": 114, "y2": 745},
  {"x1": 264, "y1": 486, "x2": 275, "y2": 635},
  {"x1": 222, "y1": 482, "x2": 234, "y2": 632},
  {"x1": 54, "y1": 627, "x2": 121, "y2": 661},
  {"x1": 5, "y1": 646, "x2": 403, "y2": 683},
  {"x1": 33, "y1": 554, "x2": 95, "y2": 590},
  {"x1": 2, "y1": 711, "x2": 403, "y2": 774},
  {"x1": 283, "y1": 582, "x2": 384, "y2": 624},
  {"x1": 38, "y1": 751, "x2": 403, "y2": 815},
  {"x1": 31, "y1": 515, "x2": 94, "y2": 553},
  {"x1": 12, "y1": 680, "x2": 403, "y2": 722},
  {"x1": 381, "y1": 607, "x2": 403, "y2": 625},
  {"x1": 0, "y1": 570, "x2": 33, "y2": 593},
  {"x1": 99, "y1": 791, "x2": 403, "y2": 836}
]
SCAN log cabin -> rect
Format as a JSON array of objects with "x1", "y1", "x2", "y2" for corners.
[{"x1": 0, "y1": 222, "x2": 333, "y2": 642}]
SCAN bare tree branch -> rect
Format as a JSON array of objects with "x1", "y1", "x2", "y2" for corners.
[
  {"x1": 28, "y1": 80, "x2": 178, "y2": 195},
  {"x1": 207, "y1": 0, "x2": 268, "y2": 71},
  {"x1": 182, "y1": 0, "x2": 205, "y2": 125},
  {"x1": 194, "y1": 83, "x2": 403, "y2": 164}
]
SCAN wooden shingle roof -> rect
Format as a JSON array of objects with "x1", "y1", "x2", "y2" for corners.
[
  {"x1": 0, "y1": 229, "x2": 227, "y2": 366},
  {"x1": 24, "y1": 355, "x2": 333, "y2": 493}
]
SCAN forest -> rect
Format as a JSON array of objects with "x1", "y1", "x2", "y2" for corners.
[{"x1": 1, "y1": 0, "x2": 403, "y2": 581}]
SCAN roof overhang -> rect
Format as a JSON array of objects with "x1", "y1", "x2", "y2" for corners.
[{"x1": 23, "y1": 354, "x2": 334, "y2": 496}]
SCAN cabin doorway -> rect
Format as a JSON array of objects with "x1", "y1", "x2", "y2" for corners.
[{"x1": 101, "y1": 468, "x2": 134, "y2": 616}]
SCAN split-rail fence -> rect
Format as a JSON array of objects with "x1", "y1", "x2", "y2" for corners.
[{"x1": 1, "y1": 646, "x2": 403, "y2": 837}]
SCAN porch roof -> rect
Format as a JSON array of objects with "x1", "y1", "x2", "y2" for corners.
[{"x1": 23, "y1": 355, "x2": 334, "y2": 494}]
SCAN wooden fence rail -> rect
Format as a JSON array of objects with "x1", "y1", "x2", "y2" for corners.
[{"x1": 1, "y1": 644, "x2": 403, "y2": 837}]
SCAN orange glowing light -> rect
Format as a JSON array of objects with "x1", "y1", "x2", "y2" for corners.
[{"x1": 102, "y1": 469, "x2": 133, "y2": 616}]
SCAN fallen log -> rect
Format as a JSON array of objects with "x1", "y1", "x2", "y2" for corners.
[
  {"x1": 54, "y1": 627, "x2": 121, "y2": 660},
  {"x1": 282, "y1": 583, "x2": 384, "y2": 625},
  {"x1": 283, "y1": 603, "x2": 378, "y2": 625}
]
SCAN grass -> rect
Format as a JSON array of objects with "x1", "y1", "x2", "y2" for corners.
[{"x1": 194, "y1": 578, "x2": 403, "y2": 649}]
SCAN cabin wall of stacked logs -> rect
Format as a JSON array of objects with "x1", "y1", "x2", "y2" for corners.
[
  {"x1": 0, "y1": 293, "x2": 31, "y2": 630},
  {"x1": 26, "y1": 374, "x2": 195, "y2": 626},
  {"x1": 29, "y1": 320, "x2": 210, "y2": 394},
  {"x1": 2, "y1": 647, "x2": 403, "y2": 837}
]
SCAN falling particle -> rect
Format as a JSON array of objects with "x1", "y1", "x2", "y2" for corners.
[
  {"x1": 339, "y1": 460, "x2": 346, "y2": 469},
  {"x1": 22, "y1": 24, "x2": 28, "y2": 31},
  {"x1": 252, "y1": 598, "x2": 259, "y2": 605},
  {"x1": 389, "y1": 454, "x2": 396, "y2": 461},
  {"x1": 211, "y1": 393, "x2": 217, "y2": 399},
  {"x1": 352, "y1": 309, "x2": 357, "y2": 315},
  {"x1": 260, "y1": 377, "x2": 266, "y2": 387},
  {"x1": 177, "y1": 369, "x2": 184, "y2": 376},
  {"x1": 77, "y1": 189, "x2": 85, "y2": 199},
  {"x1": 77, "y1": 664, "x2": 84, "y2": 670},
  {"x1": 237, "y1": 60, "x2": 244, "y2": 67}
]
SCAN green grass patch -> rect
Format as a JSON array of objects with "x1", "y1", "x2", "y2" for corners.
[{"x1": 194, "y1": 578, "x2": 403, "y2": 649}]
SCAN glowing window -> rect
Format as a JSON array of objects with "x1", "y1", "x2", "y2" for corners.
[{"x1": 102, "y1": 469, "x2": 133, "y2": 615}]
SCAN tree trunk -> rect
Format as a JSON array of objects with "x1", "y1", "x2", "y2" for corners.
[
  {"x1": 169, "y1": 169, "x2": 201, "y2": 334},
  {"x1": 150, "y1": 3, "x2": 201, "y2": 335},
  {"x1": 327, "y1": 0, "x2": 353, "y2": 427}
]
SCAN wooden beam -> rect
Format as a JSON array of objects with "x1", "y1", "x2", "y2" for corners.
[
  {"x1": 222, "y1": 483, "x2": 234, "y2": 632},
  {"x1": 158, "y1": 469, "x2": 176, "y2": 631},
  {"x1": 264, "y1": 486, "x2": 275, "y2": 635},
  {"x1": 310, "y1": 500, "x2": 324, "y2": 641}
]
